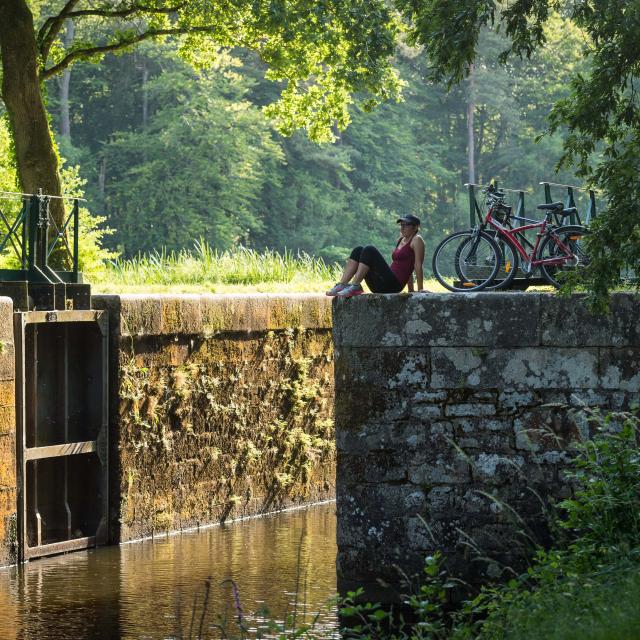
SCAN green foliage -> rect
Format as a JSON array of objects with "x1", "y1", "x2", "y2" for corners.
[
  {"x1": 398, "y1": 0, "x2": 640, "y2": 304},
  {"x1": 58, "y1": 163, "x2": 118, "y2": 278},
  {"x1": 101, "y1": 56, "x2": 283, "y2": 255},
  {"x1": 31, "y1": 0, "x2": 402, "y2": 143},
  {"x1": 51, "y1": 27, "x2": 584, "y2": 265}
]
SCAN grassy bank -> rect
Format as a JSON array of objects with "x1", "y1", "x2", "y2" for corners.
[
  {"x1": 90, "y1": 242, "x2": 450, "y2": 293},
  {"x1": 91, "y1": 242, "x2": 341, "y2": 293}
]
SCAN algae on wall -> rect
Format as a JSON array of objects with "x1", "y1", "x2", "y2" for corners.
[{"x1": 116, "y1": 325, "x2": 335, "y2": 539}]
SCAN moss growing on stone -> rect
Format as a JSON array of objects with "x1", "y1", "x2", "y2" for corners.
[{"x1": 117, "y1": 324, "x2": 334, "y2": 539}]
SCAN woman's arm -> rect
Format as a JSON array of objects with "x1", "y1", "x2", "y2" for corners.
[{"x1": 412, "y1": 236, "x2": 425, "y2": 291}]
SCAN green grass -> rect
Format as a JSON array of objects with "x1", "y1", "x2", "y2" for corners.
[
  {"x1": 90, "y1": 240, "x2": 450, "y2": 293},
  {"x1": 91, "y1": 241, "x2": 343, "y2": 293}
]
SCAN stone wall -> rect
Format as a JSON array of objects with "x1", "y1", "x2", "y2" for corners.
[
  {"x1": 0, "y1": 298, "x2": 15, "y2": 566},
  {"x1": 93, "y1": 294, "x2": 334, "y2": 543},
  {"x1": 334, "y1": 292, "x2": 640, "y2": 602}
]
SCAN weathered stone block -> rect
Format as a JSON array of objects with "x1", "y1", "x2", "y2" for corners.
[
  {"x1": 118, "y1": 295, "x2": 163, "y2": 336},
  {"x1": 455, "y1": 427, "x2": 516, "y2": 453},
  {"x1": 334, "y1": 292, "x2": 542, "y2": 348},
  {"x1": 0, "y1": 433, "x2": 16, "y2": 488},
  {"x1": 0, "y1": 298, "x2": 14, "y2": 343},
  {"x1": 431, "y1": 347, "x2": 599, "y2": 390},
  {"x1": 333, "y1": 294, "x2": 411, "y2": 347},
  {"x1": 338, "y1": 451, "x2": 408, "y2": 484},
  {"x1": 403, "y1": 292, "x2": 541, "y2": 347},
  {"x1": 540, "y1": 293, "x2": 640, "y2": 347},
  {"x1": 0, "y1": 405, "x2": 16, "y2": 437},
  {"x1": 408, "y1": 453, "x2": 471, "y2": 485},
  {"x1": 497, "y1": 390, "x2": 538, "y2": 412},
  {"x1": 0, "y1": 345, "x2": 15, "y2": 382},
  {"x1": 470, "y1": 453, "x2": 525, "y2": 486},
  {"x1": 335, "y1": 385, "x2": 409, "y2": 432},
  {"x1": 335, "y1": 347, "x2": 429, "y2": 389},
  {"x1": 0, "y1": 381, "x2": 15, "y2": 408},
  {"x1": 599, "y1": 348, "x2": 640, "y2": 392},
  {"x1": 513, "y1": 406, "x2": 584, "y2": 452},
  {"x1": 445, "y1": 403, "x2": 495, "y2": 417}
]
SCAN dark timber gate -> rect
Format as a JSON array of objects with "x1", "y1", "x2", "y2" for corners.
[{"x1": 14, "y1": 310, "x2": 108, "y2": 561}]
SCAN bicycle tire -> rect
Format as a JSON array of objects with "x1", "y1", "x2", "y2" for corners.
[
  {"x1": 482, "y1": 233, "x2": 520, "y2": 290},
  {"x1": 432, "y1": 230, "x2": 501, "y2": 292},
  {"x1": 537, "y1": 224, "x2": 590, "y2": 288}
]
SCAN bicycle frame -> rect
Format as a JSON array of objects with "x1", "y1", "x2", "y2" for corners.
[{"x1": 482, "y1": 206, "x2": 574, "y2": 269}]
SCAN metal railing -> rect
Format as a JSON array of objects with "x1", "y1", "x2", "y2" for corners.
[
  {"x1": 465, "y1": 181, "x2": 599, "y2": 228},
  {"x1": 0, "y1": 190, "x2": 83, "y2": 284},
  {"x1": 540, "y1": 181, "x2": 598, "y2": 225},
  {"x1": 465, "y1": 182, "x2": 530, "y2": 227}
]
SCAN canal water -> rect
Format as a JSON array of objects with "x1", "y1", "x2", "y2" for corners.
[{"x1": 0, "y1": 502, "x2": 338, "y2": 639}]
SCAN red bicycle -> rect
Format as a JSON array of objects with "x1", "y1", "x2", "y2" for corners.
[{"x1": 432, "y1": 186, "x2": 589, "y2": 292}]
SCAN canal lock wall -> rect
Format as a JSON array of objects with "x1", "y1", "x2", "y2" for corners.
[
  {"x1": 0, "y1": 294, "x2": 335, "y2": 564},
  {"x1": 334, "y1": 292, "x2": 640, "y2": 602},
  {"x1": 0, "y1": 300, "x2": 16, "y2": 566}
]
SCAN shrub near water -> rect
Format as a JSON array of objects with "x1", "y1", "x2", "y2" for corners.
[
  {"x1": 94, "y1": 241, "x2": 342, "y2": 291},
  {"x1": 339, "y1": 410, "x2": 640, "y2": 640}
]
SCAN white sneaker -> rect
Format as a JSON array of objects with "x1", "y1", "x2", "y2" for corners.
[
  {"x1": 326, "y1": 283, "x2": 348, "y2": 296},
  {"x1": 335, "y1": 284, "x2": 364, "y2": 298}
]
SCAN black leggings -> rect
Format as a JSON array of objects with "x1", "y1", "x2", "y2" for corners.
[{"x1": 349, "y1": 245, "x2": 404, "y2": 293}]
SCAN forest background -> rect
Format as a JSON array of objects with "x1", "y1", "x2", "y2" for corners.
[{"x1": 0, "y1": 6, "x2": 587, "y2": 269}]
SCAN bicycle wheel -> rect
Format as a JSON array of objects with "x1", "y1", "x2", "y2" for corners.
[
  {"x1": 483, "y1": 234, "x2": 520, "y2": 290},
  {"x1": 537, "y1": 225, "x2": 590, "y2": 288},
  {"x1": 432, "y1": 230, "x2": 501, "y2": 292}
]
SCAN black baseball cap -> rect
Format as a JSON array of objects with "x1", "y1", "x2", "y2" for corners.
[{"x1": 396, "y1": 215, "x2": 421, "y2": 226}]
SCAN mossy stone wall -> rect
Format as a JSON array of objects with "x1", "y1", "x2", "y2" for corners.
[
  {"x1": 334, "y1": 292, "x2": 640, "y2": 604},
  {"x1": 93, "y1": 294, "x2": 334, "y2": 542},
  {"x1": 0, "y1": 298, "x2": 16, "y2": 567}
]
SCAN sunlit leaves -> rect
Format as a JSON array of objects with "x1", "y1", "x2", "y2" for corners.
[{"x1": 35, "y1": 0, "x2": 402, "y2": 142}]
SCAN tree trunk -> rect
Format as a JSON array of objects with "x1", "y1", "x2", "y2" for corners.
[
  {"x1": 466, "y1": 64, "x2": 476, "y2": 185},
  {"x1": 141, "y1": 61, "x2": 149, "y2": 128},
  {"x1": 98, "y1": 156, "x2": 107, "y2": 196},
  {"x1": 0, "y1": 0, "x2": 68, "y2": 266},
  {"x1": 58, "y1": 19, "x2": 75, "y2": 140}
]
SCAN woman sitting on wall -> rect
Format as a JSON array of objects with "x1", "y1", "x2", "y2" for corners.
[{"x1": 326, "y1": 215, "x2": 425, "y2": 298}]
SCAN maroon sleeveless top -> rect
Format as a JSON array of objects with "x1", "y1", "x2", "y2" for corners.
[{"x1": 390, "y1": 240, "x2": 415, "y2": 285}]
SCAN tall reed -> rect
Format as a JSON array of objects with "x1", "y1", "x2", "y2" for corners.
[{"x1": 95, "y1": 241, "x2": 341, "y2": 288}]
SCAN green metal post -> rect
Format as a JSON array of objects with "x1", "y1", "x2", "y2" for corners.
[
  {"x1": 73, "y1": 199, "x2": 79, "y2": 281},
  {"x1": 469, "y1": 184, "x2": 476, "y2": 227},
  {"x1": 565, "y1": 187, "x2": 577, "y2": 224},
  {"x1": 585, "y1": 190, "x2": 597, "y2": 223},
  {"x1": 543, "y1": 182, "x2": 552, "y2": 204},
  {"x1": 20, "y1": 199, "x2": 27, "y2": 270},
  {"x1": 27, "y1": 195, "x2": 38, "y2": 272},
  {"x1": 515, "y1": 191, "x2": 525, "y2": 219}
]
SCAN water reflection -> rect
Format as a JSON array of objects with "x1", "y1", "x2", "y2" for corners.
[{"x1": 0, "y1": 502, "x2": 338, "y2": 639}]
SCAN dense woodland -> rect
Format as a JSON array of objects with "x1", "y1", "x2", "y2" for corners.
[{"x1": 0, "y1": 7, "x2": 586, "y2": 262}]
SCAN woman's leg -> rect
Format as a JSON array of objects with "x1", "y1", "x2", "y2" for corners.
[
  {"x1": 355, "y1": 245, "x2": 403, "y2": 293},
  {"x1": 339, "y1": 246, "x2": 363, "y2": 284}
]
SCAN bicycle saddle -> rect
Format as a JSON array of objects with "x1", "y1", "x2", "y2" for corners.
[
  {"x1": 537, "y1": 202, "x2": 564, "y2": 210},
  {"x1": 560, "y1": 207, "x2": 577, "y2": 216}
]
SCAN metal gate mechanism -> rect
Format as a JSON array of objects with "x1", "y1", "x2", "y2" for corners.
[{"x1": 0, "y1": 190, "x2": 90, "y2": 311}]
